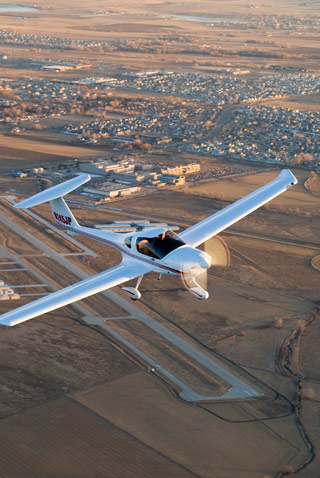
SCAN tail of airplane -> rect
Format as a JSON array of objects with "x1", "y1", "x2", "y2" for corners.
[{"x1": 15, "y1": 173, "x2": 91, "y2": 229}]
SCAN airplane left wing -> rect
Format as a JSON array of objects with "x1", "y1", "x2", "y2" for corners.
[
  {"x1": 0, "y1": 263, "x2": 151, "y2": 327},
  {"x1": 180, "y1": 169, "x2": 297, "y2": 248}
]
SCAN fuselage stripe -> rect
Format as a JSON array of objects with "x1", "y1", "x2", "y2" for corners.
[{"x1": 56, "y1": 221, "x2": 181, "y2": 274}]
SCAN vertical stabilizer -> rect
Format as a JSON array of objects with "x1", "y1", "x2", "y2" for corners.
[{"x1": 50, "y1": 197, "x2": 79, "y2": 229}]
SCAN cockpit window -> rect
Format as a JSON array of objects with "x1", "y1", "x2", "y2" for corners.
[
  {"x1": 125, "y1": 236, "x2": 132, "y2": 249},
  {"x1": 136, "y1": 230, "x2": 185, "y2": 259}
]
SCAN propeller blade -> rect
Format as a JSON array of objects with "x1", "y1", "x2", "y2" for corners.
[
  {"x1": 204, "y1": 236, "x2": 230, "y2": 267},
  {"x1": 179, "y1": 260, "x2": 209, "y2": 300},
  {"x1": 196, "y1": 268, "x2": 207, "y2": 291}
]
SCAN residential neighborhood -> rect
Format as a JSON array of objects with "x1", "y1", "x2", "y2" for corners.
[
  {"x1": 0, "y1": 70, "x2": 319, "y2": 168},
  {"x1": 185, "y1": 106, "x2": 320, "y2": 167}
]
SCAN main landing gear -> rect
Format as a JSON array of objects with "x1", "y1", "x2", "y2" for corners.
[{"x1": 122, "y1": 275, "x2": 143, "y2": 300}]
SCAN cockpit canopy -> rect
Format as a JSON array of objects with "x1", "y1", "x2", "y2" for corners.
[{"x1": 133, "y1": 230, "x2": 185, "y2": 260}]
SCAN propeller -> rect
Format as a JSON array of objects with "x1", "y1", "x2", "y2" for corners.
[
  {"x1": 192, "y1": 237, "x2": 230, "y2": 294},
  {"x1": 204, "y1": 236, "x2": 230, "y2": 268}
]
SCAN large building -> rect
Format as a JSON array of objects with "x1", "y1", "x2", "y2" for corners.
[
  {"x1": 0, "y1": 280, "x2": 20, "y2": 300},
  {"x1": 79, "y1": 159, "x2": 135, "y2": 176},
  {"x1": 83, "y1": 182, "x2": 141, "y2": 199},
  {"x1": 160, "y1": 174, "x2": 186, "y2": 186},
  {"x1": 160, "y1": 163, "x2": 200, "y2": 176}
]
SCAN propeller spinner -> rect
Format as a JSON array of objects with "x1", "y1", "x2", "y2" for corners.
[{"x1": 182, "y1": 236, "x2": 230, "y2": 298}]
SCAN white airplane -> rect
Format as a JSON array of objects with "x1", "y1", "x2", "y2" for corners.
[{"x1": 0, "y1": 169, "x2": 297, "y2": 327}]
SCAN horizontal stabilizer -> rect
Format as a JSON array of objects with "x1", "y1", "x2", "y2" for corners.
[{"x1": 15, "y1": 173, "x2": 91, "y2": 209}]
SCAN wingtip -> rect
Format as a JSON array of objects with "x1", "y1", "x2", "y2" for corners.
[
  {"x1": 14, "y1": 203, "x2": 25, "y2": 209},
  {"x1": 279, "y1": 169, "x2": 298, "y2": 186},
  {"x1": 78, "y1": 172, "x2": 91, "y2": 180},
  {"x1": 14, "y1": 198, "x2": 33, "y2": 209},
  {"x1": 0, "y1": 319, "x2": 14, "y2": 327}
]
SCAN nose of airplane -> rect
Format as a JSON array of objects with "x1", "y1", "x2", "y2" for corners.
[{"x1": 199, "y1": 257, "x2": 211, "y2": 269}]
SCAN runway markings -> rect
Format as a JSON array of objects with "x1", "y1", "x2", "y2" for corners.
[
  {"x1": 0, "y1": 268, "x2": 28, "y2": 272},
  {"x1": 20, "y1": 293, "x2": 49, "y2": 297},
  {"x1": 10, "y1": 284, "x2": 48, "y2": 288}
]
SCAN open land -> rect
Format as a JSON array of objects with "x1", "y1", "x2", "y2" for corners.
[{"x1": 0, "y1": 0, "x2": 319, "y2": 477}]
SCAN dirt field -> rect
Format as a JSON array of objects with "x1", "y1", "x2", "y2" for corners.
[
  {"x1": 72, "y1": 371, "x2": 301, "y2": 478},
  {"x1": 305, "y1": 173, "x2": 320, "y2": 198},
  {"x1": 0, "y1": 220, "x2": 40, "y2": 255},
  {"x1": 0, "y1": 313, "x2": 138, "y2": 416},
  {"x1": 0, "y1": 395, "x2": 197, "y2": 478},
  {"x1": 0, "y1": 135, "x2": 103, "y2": 174}
]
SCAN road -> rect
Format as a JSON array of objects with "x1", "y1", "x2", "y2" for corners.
[{"x1": 202, "y1": 105, "x2": 239, "y2": 142}]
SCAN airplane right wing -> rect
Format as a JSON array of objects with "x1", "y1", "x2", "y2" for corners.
[
  {"x1": 0, "y1": 262, "x2": 151, "y2": 327},
  {"x1": 180, "y1": 169, "x2": 297, "y2": 248}
]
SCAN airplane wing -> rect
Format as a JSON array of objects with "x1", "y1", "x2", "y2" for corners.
[
  {"x1": 180, "y1": 169, "x2": 297, "y2": 248},
  {"x1": 0, "y1": 263, "x2": 151, "y2": 327}
]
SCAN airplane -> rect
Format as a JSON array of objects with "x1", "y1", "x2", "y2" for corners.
[{"x1": 0, "y1": 169, "x2": 297, "y2": 327}]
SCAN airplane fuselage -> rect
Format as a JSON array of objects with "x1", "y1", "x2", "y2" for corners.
[{"x1": 57, "y1": 221, "x2": 211, "y2": 278}]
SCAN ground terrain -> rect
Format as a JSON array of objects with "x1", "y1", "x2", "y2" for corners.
[
  {"x1": 0, "y1": 167, "x2": 319, "y2": 477},
  {"x1": 0, "y1": 0, "x2": 319, "y2": 477}
]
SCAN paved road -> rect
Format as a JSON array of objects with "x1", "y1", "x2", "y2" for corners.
[{"x1": 202, "y1": 105, "x2": 239, "y2": 142}]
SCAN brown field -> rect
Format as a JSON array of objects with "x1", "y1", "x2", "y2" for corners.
[
  {"x1": 0, "y1": 396, "x2": 196, "y2": 478},
  {"x1": 0, "y1": 220, "x2": 40, "y2": 255},
  {"x1": 0, "y1": 268, "x2": 46, "y2": 290},
  {"x1": 0, "y1": 134, "x2": 103, "y2": 173},
  {"x1": 259, "y1": 94, "x2": 320, "y2": 112},
  {"x1": 185, "y1": 169, "x2": 320, "y2": 212},
  {"x1": 312, "y1": 255, "x2": 320, "y2": 273},
  {"x1": 0, "y1": 314, "x2": 138, "y2": 416},
  {"x1": 306, "y1": 173, "x2": 320, "y2": 198},
  {"x1": 72, "y1": 371, "x2": 303, "y2": 478}
]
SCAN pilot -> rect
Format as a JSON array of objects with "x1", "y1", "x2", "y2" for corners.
[
  {"x1": 138, "y1": 237, "x2": 149, "y2": 252},
  {"x1": 138, "y1": 233, "x2": 166, "y2": 256}
]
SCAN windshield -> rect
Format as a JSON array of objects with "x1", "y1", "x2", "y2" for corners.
[{"x1": 136, "y1": 230, "x2": 185, "y2": 259}]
